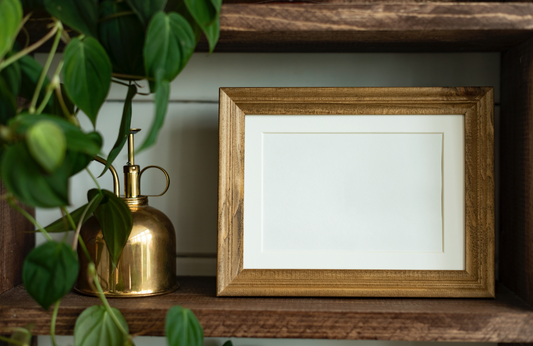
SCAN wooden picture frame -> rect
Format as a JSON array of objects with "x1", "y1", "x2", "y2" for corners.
[{"x1": 217, "y1": 87, "x2": 494, "y2": 298}]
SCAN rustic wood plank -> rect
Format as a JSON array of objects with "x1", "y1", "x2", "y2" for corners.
[
  {"x1": 0, "y1": 99, "x2": 35, "y2": 295},
  {"x1": 21, "y1": 3, "x2": 533, "y2": 53},
  {"x1": 500, "y1": 37, "x2": 533, "y2": 306},
  {"x1": 0, "y1": 278, "x2": 531, "y2": 341}
]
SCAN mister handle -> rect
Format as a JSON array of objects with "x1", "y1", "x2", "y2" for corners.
[{"x1": 139, "y1": 165, "x2": 170, "y2": 197}]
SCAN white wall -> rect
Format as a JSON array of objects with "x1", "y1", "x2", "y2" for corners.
[{"x1": 35, "y1": 52, "x2": 500, "y2": 346}]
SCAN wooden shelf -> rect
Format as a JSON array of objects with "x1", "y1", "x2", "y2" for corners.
[
  {"x1": 0, "y1": 277, "x2": 532, "y2": 342},
  {"x1": 24, "y1": 2, "x2": 533, "y2": 53}
]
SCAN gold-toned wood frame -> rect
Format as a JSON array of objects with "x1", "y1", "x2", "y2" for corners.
[{"x1": 217, "y1": 87, "x2": 494, "y2": 298}]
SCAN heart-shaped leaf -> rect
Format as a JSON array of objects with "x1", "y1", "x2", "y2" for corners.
[
  {"x1": 1, "y1": 141, "x2": 70, "y2": 208},
  {"x1": 99, "y1": 1, "x2": 146, "y2": 76},
  {"x1": 74, "y1": 305, "x2": 129, "y2": 346},
  {"x1": 183, "y1": 0, "x2": 220, "y2": 52},
  {"x1": 26, "y1": 120, "x2": 66, "y2": 173},
  {"x1": 166, "y1": 306, "x2": 203, "y2": 346},
  {"x1": 202, "y1": 17, "x2": 219, "y2": 53},
  {"x1": 166, "y1": 0, "x2": 203, "y2": 44},
  {"x1": 0, "y1": 0, "x2": 22, "y2": 59},
  {"x1": 89, "y1": 189, "x2": 132, "y2": 268},
  {"x1": 138, "y1": 69, "x2": 169, "y2": 152},
  {"x1": 10, "y1": 114, "x2": 102, "y2": 158},
  {"x1": 143, "y1": 11, "x2": 195, "y2": 83},
  {"x1": 22, "y1": 241, "x2": 79, "y2": 310},
  {"x1": 63, "y1": 37, "x2": 112, "y2": 127},
  {"x1": 101, "y1": 84, "x2": 136, "y2": 176},
  {"x1": 184, "y1": 0, "x2": 217, "y2": 28},
  {"x1": 44, "y1": 0, "x2": 98, "y2": 38},
  {"x1": 125, "y1": 0, "x2": 166, "y2": 27},
  {"x1": 44, "y1": 189, "x2": 104, "y2": 233},
  {"x1": 222, "y1": 341, "x2": 233, "y2": 346}
]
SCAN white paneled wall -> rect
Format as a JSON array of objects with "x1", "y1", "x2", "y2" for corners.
[{"x1": 35, "y1": 52, "x2": 499, "y2": 346}]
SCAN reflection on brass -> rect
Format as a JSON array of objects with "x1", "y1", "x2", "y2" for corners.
[{"x1": 75, "y1": 128, "x2": 177, "y2": 298}]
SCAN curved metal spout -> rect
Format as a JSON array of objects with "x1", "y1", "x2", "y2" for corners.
[{"x1": 93, "y1": 156, "x2": 120, "y2": 197}]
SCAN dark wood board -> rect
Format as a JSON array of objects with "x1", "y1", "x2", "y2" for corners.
[
  {"x1": 21, "y1": 3, "x2": 533, "y2": 53},
  {"x1": 500, "y1": 37, "x2": 533, "y2": 306},
  {"x1": 0, "y1": 178, "x2": 35, "y2": 295},
  {"x1": 0, "y1": 277, "x2": 532, "y2": 341}
]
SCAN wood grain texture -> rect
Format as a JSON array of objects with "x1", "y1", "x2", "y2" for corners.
[
  {"x1": 21, "y1": 3, "x2": 533, "y2": 53},
  {"x1": 0, "y1": 278, "x2": 531, "y2": 341},
  {"x1": 0, "y1": 175, "x2": 35, "y2": 294},
  {"x1": 500, "y1": 37, "x2": 533, "y2": 306},
  {"x1": 218, "y1": 87, "x2": 495, "y2": 297}
]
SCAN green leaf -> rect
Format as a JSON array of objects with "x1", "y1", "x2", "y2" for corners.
[
  {"x1": 90, "y1": 189, "x2": 132, "y2": 268},
  {"x1": 44, "y1": 0, "x2": 98, "y2": 38},
  {"x1": 143, "y1": 11, "x2": 195, "y2": 83},
  {"x1": 222, "y1": 341, "x2": 233, "y2": 346},
  {"x1": 74, "y1": 305, "x2": 129, "y2": 346},
  {"x1": 165, "y1": 306, "x2": 203, "y2": 346},
  {"x1": 8, "y1": 323, "x2": 34, "y2": 346},
  {"x1": 0, "y1": 0, "x2": 22, "y2": 59},
  {"x1": 125, "y1": 0, "x2": 166, "y2": 27},
  {"x1": 165, "y1": 0, "x2": 202, "y2": 44},
  {"x1": 202, "y1": 16, "x2": 219, "y2": 53},
  {"x1": 63, "y1": 37, "x2": 112, "y2": 127},
  {"x1": 102, "y1": 84, "x2": 136, "y2": 176},
  {"x1": 184, "y1": 0, "x2": 217, "y2": 28},
  {"x1": 10, "y1": 114, "x2": 102, "y2": 158},
  {"x1": 44, "y1": 189, "x2": 104, "y2": 233},
  {"x1": 99, "y1": 1, "x2": 146, "y2": 76},
  {"x1": 1, "y1": 141, "x2": 69, "y2": 208},
  {"x1": 138, "y1": 69, "x2": 169, "y2": 152},
  {"x1": 183, "y1": 0, "x2": 220, "y2": 52},
  {"x1": 22, "y1": 241, "x2": 79, "y2": 310},
  {"x1": 0, "y1": 76, "x2": 17, "y2": 125},
  {"x1": 18, "y1": 54, "x2": 53, "y2": 112},
  {"x1": 26, "y1": 120, "x2": 66, "y2": 173}
]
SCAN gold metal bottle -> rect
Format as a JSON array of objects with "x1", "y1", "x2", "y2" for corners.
[{"x1": 75, "y1": 128, "x2": 178, "y2": 297}]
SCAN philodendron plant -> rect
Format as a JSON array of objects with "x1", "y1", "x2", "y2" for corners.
[{"x1": 0, "y1": 0, "x2": 221, "y2": 345}]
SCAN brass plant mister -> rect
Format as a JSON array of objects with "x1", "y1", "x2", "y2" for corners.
[{"x1": 75, "y1": 128, "x2": 178, "y2": 297}]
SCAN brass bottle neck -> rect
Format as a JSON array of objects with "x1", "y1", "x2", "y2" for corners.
[
  {"x1": 121, "y1": 195, "x2": 148, "y2": 207},
  {"x1": 124, "y1": 165, "x2": 140, "y2": 198}
]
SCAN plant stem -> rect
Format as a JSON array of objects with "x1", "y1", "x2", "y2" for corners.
[
  {"x1": 86, "y1": 167, "x2": 101, "y2": 191},
  {"x1": 7, "y1": 198, "x2": 53, "y2": 242},
  {"x1": 72, "y1": 193, "x2": 100, "y2": 250},
  {"x1": 0, "y1": 24, "x2": 58, "y2": 71},
  {"x1": 36, "y1": 60, "x2": 64, "y2": 115},
  {"x1": 112, "y1": 79, "x2": 130, "y2": 87},
  {"x1": 113, "y1": 72, "x2": 153, "y2": 81},
  {"x1": 60, "y1": 206, "x2": 76, "y2": 229},
  {"x1": 50, "y1": 300, "x2": 60, "y2": 346},
  {"x1": 0, "y1": 335, "x2": 25, "y2": 346},
  {"x1": 77, "y1": 233, "x2": 92, "y2": 263},
  {"x1": 54, "y1": 84, "x2": 72, "y2": 119},
  {"x1": 29, "y1": 21, "x2": 63, "y2": 114},
  {"x1": 93, "y1": 274, "x2": 131, "y2": 340}
]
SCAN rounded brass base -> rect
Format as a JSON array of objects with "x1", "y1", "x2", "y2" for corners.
[{"x1": 73, "y1": 282, "x2": 180, "y2": 298}]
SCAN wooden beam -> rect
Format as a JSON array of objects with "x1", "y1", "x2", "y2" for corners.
[
  {"x1": 21, "y1": 3, "x2": 533, "y2": 53},
  {"x1": 500, "y1": 37, "x2": 533, "y2": 306},
  {"x1": 1, "y1": 278, "x2": 533, "y2": 341}
]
